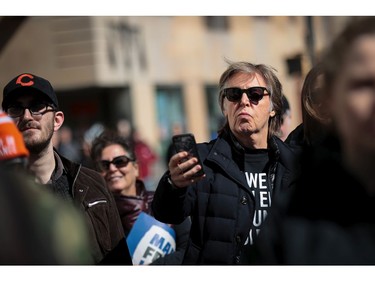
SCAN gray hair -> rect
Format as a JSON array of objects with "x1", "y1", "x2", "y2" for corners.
[{"x1": 217, "y1": 60, "x2": 284, "y2": 138}]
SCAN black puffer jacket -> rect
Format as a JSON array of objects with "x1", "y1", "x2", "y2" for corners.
[
  {"x1": 152, "y1": 131, "x2": 300, "y2": 264},
  {"x1": 253, "y1": 133, "x2": 375, "y2": 265}
]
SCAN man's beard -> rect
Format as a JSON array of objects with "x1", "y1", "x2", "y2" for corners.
[
  {"x1": 26, "y1": 134, "x2": 53, "y2": 154},
  {"x1": 24, "y1": 123, "x2": 55, "y2": 155}
]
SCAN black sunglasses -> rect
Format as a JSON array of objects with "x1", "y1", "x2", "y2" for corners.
[
  {"x1": 7, "y1": 102, "x2": 56, "y2": 118},
  {"x1": 98, "y1": 155, "x2": 134, "y2": 172},
  {"x1": 223, "y1": 87, "x2": 270, "y2": 105}
]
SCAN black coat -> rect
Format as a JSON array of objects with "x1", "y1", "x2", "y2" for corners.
[
  {"x1": 253, "y1": 135, "x2": 375, "y2": 265},
  {"x1": 152, "y1": 132, "x2": 300, "y2": 264}
]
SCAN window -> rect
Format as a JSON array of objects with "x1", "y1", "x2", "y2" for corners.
[
  {"x1": 205, "y1": 16, "x2": 229, "y2": 31},
  {"x1": 205, "y1": 85, "x2": 224, "y2": 139},
  {"x1": 156, "y1": 86, "x2": 185, "y2": 165}
]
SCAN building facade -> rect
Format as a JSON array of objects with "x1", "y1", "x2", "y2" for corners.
[{"x1": 0, "y1": 16, "x2": 350, "y2": 173}]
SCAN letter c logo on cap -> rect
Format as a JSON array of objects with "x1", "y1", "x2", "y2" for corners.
[{"x1": 16, "y1": 74, "x2": 34, "y2": 87}]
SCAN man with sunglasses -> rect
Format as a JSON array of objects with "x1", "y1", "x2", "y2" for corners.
[
  {"x1": 152, "y1": 61, "x2": 300, "y2": 264},
  {"x1": 2, "y1": 73, "x2": 132, "y2": 265}
]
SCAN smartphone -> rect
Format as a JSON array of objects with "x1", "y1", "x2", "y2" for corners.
[{"x1": 172, "y1": 133, "x2": 205, "y2": 177}]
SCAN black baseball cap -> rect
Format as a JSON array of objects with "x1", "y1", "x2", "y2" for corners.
[{"x1": 2, "y1": 73, "x2": 59, "y2": 110}]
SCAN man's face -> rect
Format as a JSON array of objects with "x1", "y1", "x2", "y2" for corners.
[
  {"x1": 6, "y1": 94, "x2": 57, "y2": 154},
  {"x1": 222, "y1": 72, "x2": 274, "y2": 147},
  {"x1": 333, "y1": 34, "x2": 375, "y2": 152}
]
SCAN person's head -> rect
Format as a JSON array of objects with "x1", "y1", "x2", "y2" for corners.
[
  {"x1": 2, "y1": 73, "x2": 64, "y2": 154},
  {"x1": 59, "y1": 125, "x2": 73, "y2": 144},
  {"x1": 0, "y1": 110, "x2": 29, "y2": 169},
  {"x1": 322, "y1": 17, "x2": 375, "y2": 156},
  {"x1": 0, "y1": 168, "x2": 92, "y2": 264},
  {"x1": 90, "y1": 130, "x2": 139, "y2": 196},
  {"x1": 218, "y1": 60, "x2": 283, "y2": 147},
  {"x1": 277, "y1": 95, "x2": 292, "y2": 141},
  {"x1": 300, "y1": 62, "x2": 331, "y2": 145},
  {"x1": 171, "y1": 122, "x2": 183, "y2": 136},
  {"x1": 116, "y1": 118, "x2": 132, "y2": 139}
]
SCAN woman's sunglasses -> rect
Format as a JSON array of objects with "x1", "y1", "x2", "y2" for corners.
[
  {"x1": 223, "y1": 87, "x2": 270, "y2": 105},
  {"x1": 98, "y1": 155, "x2": 134, "y2": 172}
]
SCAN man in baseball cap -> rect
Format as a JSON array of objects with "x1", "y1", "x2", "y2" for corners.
[
  {"x1": 1, "y1": 72, "x2": 132, "y2": 265},
  {"x1": 2, "y1": 73, "x2": 59, "y2": 110}
]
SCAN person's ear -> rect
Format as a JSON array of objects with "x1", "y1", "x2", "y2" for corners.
[
  {"x1": 222, "y1": 102, "x2": 228, "y2": 117},
  {"x1": 54, "y1": 111, "x2": 65, "y2": 132},
  {"x1": 269, "y1": 110, "x2": 276, "y2": 117}
]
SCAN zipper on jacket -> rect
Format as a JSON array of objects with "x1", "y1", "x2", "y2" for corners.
[
  {"x1": 88, "y1": 200, "x2": 107, "y2": 208},
  {"x1": 72, "y1": 164, "x2": 82, "y2": 191}
]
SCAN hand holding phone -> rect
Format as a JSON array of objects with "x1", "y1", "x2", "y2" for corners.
[{"x1": 172, "y1": 133, "x2": 205, "y2": 178}]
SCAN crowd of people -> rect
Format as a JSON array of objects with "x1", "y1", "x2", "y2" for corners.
[{"x1": 1, "y1": 16, "x2": 375, "y2": 265}]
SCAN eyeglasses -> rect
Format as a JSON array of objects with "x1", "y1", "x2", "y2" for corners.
[
  {"x1": 98, "y1": 155, "x2": 134, "y2": 172},
  {"x1": 6, "y1": 103, "x2": 57, "y2": 118},
  {"x1": 223, "y1": 87, "x2": 270, "y2": 105}
]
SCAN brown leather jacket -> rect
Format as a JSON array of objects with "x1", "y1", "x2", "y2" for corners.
[{"x1": 59, "y1": 152, "x2": 132, "y2": 265}]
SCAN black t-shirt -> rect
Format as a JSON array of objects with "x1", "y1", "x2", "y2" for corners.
[{"x1": 243, "y1": 149, "x2": 271, "y2": 246}]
